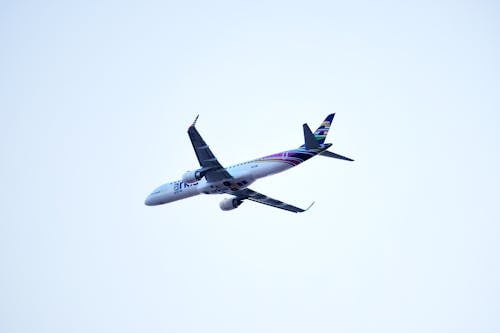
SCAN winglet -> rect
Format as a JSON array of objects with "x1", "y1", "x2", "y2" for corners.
[
  {"x1": 304, "y1": 201, "x2": 315, "y2": 212},
  {"x1": 191, "y1": 114, "x2": 200, "y2": 127}
]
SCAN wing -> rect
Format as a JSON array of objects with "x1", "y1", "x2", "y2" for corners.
[
  {"x1": 187, "y1": 116, "x2": 232, "y2": 182},
  {"x1": 231, "y1": 188, "x2": 314, "y2": 213}
]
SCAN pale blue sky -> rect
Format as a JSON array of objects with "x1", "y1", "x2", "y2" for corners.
[{"x1": 1, "y1": 1, "x2": 499, "y2": 332}]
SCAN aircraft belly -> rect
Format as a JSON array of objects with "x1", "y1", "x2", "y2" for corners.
[{"x1": 197, "y1": 169, "x2": 255, "y2": 194}]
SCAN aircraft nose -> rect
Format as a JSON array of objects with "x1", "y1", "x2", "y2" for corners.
[{"x1": 144, "y1": 194, "x2": 155, "y2": 206}]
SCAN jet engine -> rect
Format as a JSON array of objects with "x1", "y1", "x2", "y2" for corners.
[
  {"x1": 182, "y1": 170, "x2": 204, "y2": 183},
  {"x1": 219, "y1": 197, "x2": 243, "y2": 211}
]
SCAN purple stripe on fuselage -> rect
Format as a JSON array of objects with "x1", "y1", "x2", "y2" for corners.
[{"x1": 256, "y1": 149, "x2": 317, "y2": 166}]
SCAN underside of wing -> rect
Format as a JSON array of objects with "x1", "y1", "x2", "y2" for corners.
[
  {"x1": 231, "y1": 188, "x2": 314, "y2": 213},
  {"x1": 187, "y1": 117, "x2": 232, "y2": 182}
]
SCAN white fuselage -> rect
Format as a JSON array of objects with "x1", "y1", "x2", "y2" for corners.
[
  {"x1": 144, "y1": 158, "x2": 292, "y2": 206},
  {"x1": 145, "y1": 113, "x2": 349, "y2": 212}
]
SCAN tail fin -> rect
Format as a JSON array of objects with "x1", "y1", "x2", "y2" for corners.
[
  {"x1": 305, "y1": 113, "x2": 354, "y2": 161},
  {"x1": 313, "y1": 113, "x2": 335, "y2": 144}
]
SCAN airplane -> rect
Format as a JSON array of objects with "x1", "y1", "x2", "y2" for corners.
[{"x1": 144, "y1": 113, "x2": 353, "y2": 213}]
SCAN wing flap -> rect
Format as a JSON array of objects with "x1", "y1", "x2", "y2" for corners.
[{"x1": 232, "y1": 188, "x2": 313, "y2": 213}]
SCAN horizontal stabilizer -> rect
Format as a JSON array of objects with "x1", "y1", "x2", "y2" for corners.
[
  {"x1": 320, "y1": 150, "x2": 354, "y2": 161},
  {"x1": 303, "y1": 124, "x2": 320, "y2": 149}
]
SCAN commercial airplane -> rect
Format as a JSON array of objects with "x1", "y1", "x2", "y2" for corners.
[{"x1": 145, "y1": 114, "x2": 353, "y2": 213}]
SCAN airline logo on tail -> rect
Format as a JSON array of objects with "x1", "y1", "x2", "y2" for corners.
[{"x1": 313, "y1": 113, "x2": 335, "y2": 144}]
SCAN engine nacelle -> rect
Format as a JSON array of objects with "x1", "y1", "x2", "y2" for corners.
[
  {"x1": 219, "y1": 197, "x2": 243, "y2": 211},
  {"x1": 182, "y1": 170, "x2": 203, "y2": 184}
]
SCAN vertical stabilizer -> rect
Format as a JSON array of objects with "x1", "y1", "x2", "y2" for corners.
[{"x1": 313, "y1": 113, "x2": 335, "y2": 144}]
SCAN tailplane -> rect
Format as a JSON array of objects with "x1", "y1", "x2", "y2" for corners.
[
  {"x1": 319, "y1": 150, "x2": 354, "y2": 161},
  {"x1": 303, "y1": 123, "x2": 320, "y2": 149}
]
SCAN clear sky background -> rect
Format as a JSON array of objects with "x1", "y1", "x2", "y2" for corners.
[{"x1": 1, "y1": 1, "x2": 499, "y2": 332}]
